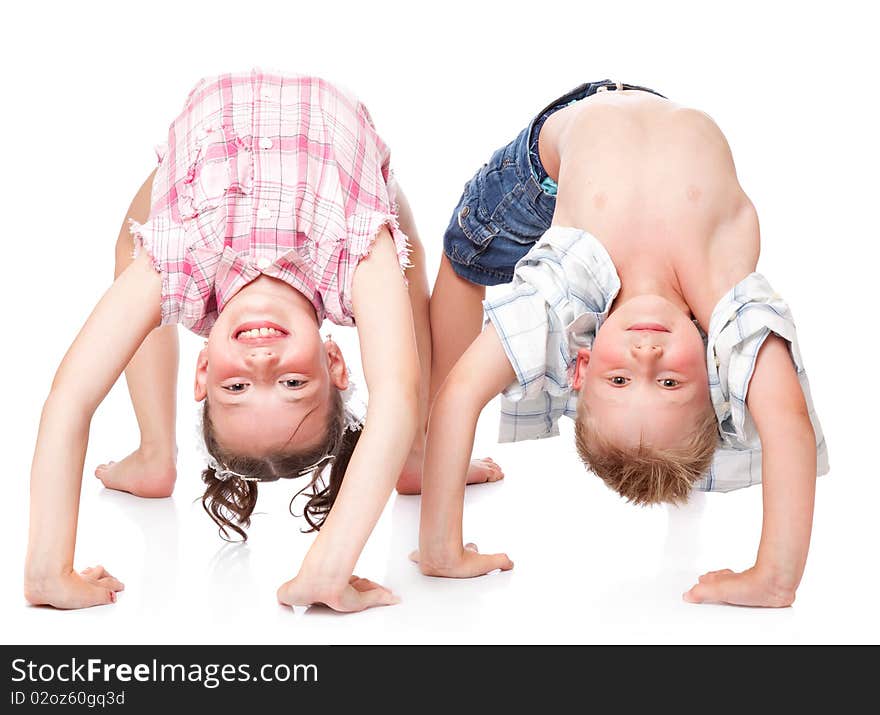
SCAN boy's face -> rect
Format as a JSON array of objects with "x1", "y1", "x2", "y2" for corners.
[
  {"x1": 193, "y1": 277, "x2": 348, "y2": 456},
  {"x1": 573, "y1": 295, "x2": 710, "y2": 448}
]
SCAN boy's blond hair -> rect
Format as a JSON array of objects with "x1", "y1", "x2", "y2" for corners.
[{"x1": 574, "y1": 406, "x2": 718, "y2": 505}]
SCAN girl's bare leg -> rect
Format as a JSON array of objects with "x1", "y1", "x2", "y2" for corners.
[
  {"x1": 94, "y1": 170, "x2": 179, "y2": 498},
  {"x1": 393, "y1": 189, "x2": 502, "y2": 494}
]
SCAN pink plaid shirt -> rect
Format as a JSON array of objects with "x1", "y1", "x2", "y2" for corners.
[{"x1": 130, "y1": 70, "x2": 410, "y2": 337}]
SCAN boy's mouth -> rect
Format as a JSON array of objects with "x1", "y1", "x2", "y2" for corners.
[
  {"x1": 627, "y1": 323, "x2": 670, "y2": 332},
  {"x1": 233, "y1": 321, "x2": 289, "y2": 342}
]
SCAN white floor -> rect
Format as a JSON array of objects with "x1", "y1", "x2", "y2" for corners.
[{"x1": 5, "y1": 382, "x2": 878, "y2": 644}]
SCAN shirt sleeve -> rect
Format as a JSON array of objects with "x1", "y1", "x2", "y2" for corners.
[
  {"x1": 334, "y1": 98, "x2": 412, "y2": 325},
  {"x1": 482, "y1": 227, "x2": 620, "y2": 443},
  {"x1": 483, "y1": 284, "x2": 570, "y2": 442},
  {"x1": 702, "y1": 273, "x2": 829, "y2": 490}
]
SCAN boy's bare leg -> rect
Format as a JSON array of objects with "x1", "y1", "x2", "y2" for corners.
[
  {"x1": 394, "y1": 188, "x2": 502, "y2": 494},
  {"x1": 428, "y1": 255, "x2": 488, "y2": 402},
  {"x1": 94, "y1": 170, "x2": 179, "y2": 498}
]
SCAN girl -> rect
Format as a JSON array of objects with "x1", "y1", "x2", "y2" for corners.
[{"x1": 24, "y1": 70, "x2": 495, "y2": 613}]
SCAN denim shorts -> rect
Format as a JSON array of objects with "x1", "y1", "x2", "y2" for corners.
[{"x1": 442, "y1": 80, "x2": 666, "y2": 286}]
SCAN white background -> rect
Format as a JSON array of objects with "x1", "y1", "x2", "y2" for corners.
[{"x1": 1, "y1": 0, "x2": 878, "y2": 644}]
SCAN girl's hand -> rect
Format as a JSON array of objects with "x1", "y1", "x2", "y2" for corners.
[
  {"x1": 24, "y1": 566, "x2": 125, "y2": 610},
  {"x1": 277, "y1": 574, "x2": 400, "y2": 613},
  {"x1": 683, "y1": 567, "x2": 796, "y2": 608},
  {"x1": 410, "y1": 542, "x2": 514, "y2": 579}
]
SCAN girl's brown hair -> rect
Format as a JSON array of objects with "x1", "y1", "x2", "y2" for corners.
[{"x1": 200, "y1": 388, "x2": 361, "y2": 541}]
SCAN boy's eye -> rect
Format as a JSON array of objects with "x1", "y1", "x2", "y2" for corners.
[
  {"x1": 659, "y1": 378, "x2": 679, "y2": 388},
  {"x1": 609, "y1": 376, "x2": 629, "y2": 386},
  {"x1": 224, "y1": 383, "x2": 247, "y2": 392},
  {"x1": 282, "y1": 379, "x2": 305, "y2": 388}
]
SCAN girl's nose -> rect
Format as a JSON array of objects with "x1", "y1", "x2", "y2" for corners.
[{"x1": 244, "y1": 349, "x2": 279, "y2": 369}]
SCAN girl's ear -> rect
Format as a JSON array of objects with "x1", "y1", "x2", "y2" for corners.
[
  {"x1": 324, "y1": 339, "x2": 349, "y2": 391},
  {"x1": 572, "y1": 347, "x2": 591, "y2": 391},
  {"x1": 194, "y1": 344, "x2": 208, "y2": 401}
]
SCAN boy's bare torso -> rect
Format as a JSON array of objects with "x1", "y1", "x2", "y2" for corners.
[{"x1": 538, "y1": 90, "x2": 760, "y2": 329}]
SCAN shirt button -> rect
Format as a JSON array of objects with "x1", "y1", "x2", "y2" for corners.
[
  {"x1": 257, "y1": 207, "x2": 272, "y2": 220},
  {"x1": 257, "y1": 257, "x2": 271, "y2": 270},
  {"x1": 259, "y1": 137, "x2": 273, "y2": 150},
  {"x1": 260, "y1": 88, "x2": 273, "y2": 99}
]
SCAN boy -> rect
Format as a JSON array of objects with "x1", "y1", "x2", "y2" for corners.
[{"x1": 413, "y1": 81, "x2": 828, "y2": 607}]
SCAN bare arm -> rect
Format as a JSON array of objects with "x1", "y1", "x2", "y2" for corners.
[
  {"x1": 413, "y1": 322, "x2": 516, "y2": 577},
  {"x1": 684, "y1": 334, "x2": 816, "y2": 607},
  {"x1": 278, "y1": 227, "x2": 421, "y2": 611},
  {"x1": 749, "y1": 335, "x2": 816, "y2": 592},
  {"x1": 25, "y1": 251, "x2": 161, "y2": 608}
]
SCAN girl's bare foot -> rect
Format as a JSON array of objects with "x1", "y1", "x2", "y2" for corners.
[
  {"x1": 395, "y1": 456, "x2": 504, "y2": 495},
  {"x1": 95, "y1": 447, "x2": 177, "y2": 498}
]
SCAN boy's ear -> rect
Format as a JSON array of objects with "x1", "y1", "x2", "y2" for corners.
[
  {"x1": 325, "y1": 339, "x2": 349, "y2": 391},
  {"x1": 572, "y1": 347, "x2": 591, "y2": 391},
  {"x1": 194, "y1": 345, "x2": 208, "y2": 401}
]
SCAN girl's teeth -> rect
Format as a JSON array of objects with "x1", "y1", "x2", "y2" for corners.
[{"x1": 238, "y1": 327, "x2": 282, "y2": 338}]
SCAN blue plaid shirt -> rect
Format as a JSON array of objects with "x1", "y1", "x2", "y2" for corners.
[{"x1": 483, "y1": 226, "x2": 829, "y2": 492}]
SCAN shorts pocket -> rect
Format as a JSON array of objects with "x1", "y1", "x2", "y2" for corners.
[
  {"x1": 455, "y1": 176, "x2": 498, "y2": 249},
  {"x1": 473, "y1": 147, "x2": 518, "y2": 221},
  {"x1": 491, "y1": 183, "x2": 551, "y2": 244},
  {"x1": 474, "y1": 144, "x2": 550, "y2": 246}
]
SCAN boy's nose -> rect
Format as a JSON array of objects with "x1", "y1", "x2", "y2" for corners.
[{"x1": 631, "y1": 343, "x2": 663, "y2": 359}]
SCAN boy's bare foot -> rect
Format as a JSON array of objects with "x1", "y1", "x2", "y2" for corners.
[
  {"x1": 395, "y1": 455, "x2": 504, "y2": 495},
  {"x1": 95, "y1": 447, "x2": 177, "y2": 498}
]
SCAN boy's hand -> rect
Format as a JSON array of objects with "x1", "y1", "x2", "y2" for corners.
[
  {"x1": 276, "y1": 574, "x2": 400, "y2": 613},
  {"x1": 683, "y1": 567, "x2": 795, "y2": 608},
  {"x1": 24, "y1": 566, "x2": 124, "y2": 609},
  {"x1": 410, "y1": 542, "x2": 513, "y2": 579}
]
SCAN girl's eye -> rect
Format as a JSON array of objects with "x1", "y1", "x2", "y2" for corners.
[
  {"x1": 659, "y1": 378, "x2": 679, "y2": 388},
  {"x1": 609, "y1": 376, "x2": 629, "y2": 386},
  {"x1": 282, "y1": 379, "x2": 305, "y2": 388},
  {"x1": 224, "y1": 383, "x2": 247, "y2": 393}
]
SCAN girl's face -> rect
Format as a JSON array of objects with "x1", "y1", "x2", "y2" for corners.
[{"x1": 194, "y1": 277, "x2": 348, "y2": 456}]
